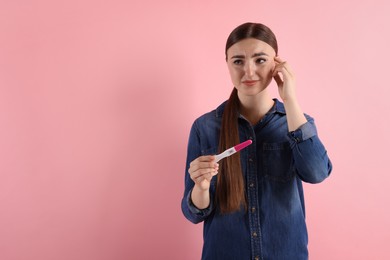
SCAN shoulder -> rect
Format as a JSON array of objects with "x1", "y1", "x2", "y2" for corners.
[
  {"x1": 192, "y1": 100, "x2": 226, "y2": 126},
  {"x1": 187, "y1": 101, "x2": 226, "y2": 151},
  {"x1": 189, "y1": 101, "x2": 226, "y2": 142}
]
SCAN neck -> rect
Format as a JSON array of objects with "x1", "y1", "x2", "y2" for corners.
[{"x1": 237, "y1": 90, "x2": 274, "y2": 125}]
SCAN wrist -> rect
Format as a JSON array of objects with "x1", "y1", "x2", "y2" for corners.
[
  {"x1": 191, "y1": 185, "x2": 211, "y2": 210},
  {"x1": 193, "y1": 183, "x2": 210, "y2": 192},
  {"x1": 281, "y1": 94, "x2": 298, "y2": 104}
]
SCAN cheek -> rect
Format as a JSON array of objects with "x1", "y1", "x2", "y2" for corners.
[
  {"x1": 228, "y1": 67, "x2": 242, "y2": 82},
  {"x1": 260, "y1": 63, "x2": 275, "y2": 77}
]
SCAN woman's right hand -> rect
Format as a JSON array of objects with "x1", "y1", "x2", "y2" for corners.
[{"x1": 188, "y1": 155, "x2": 219, "y2": 191}]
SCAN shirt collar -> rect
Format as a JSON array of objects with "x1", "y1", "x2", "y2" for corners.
[{"x1": 215, "y1": 98, "x2": 286, "y2": 118}]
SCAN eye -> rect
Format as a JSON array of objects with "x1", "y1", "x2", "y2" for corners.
[
  {"x1": 233, "y1": 59, "x2": 243, "y2": 65},
  {"x1": 256, "y1": 58, "x2": 266, "y2": 64}
]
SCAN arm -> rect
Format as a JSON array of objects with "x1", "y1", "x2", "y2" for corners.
[
  {"x1": 181, "y1": 121, "x2": 218, "y2": 224},
  {"x1": 273, "y1": 56, "x2": 307, "y2": 132},
  {"x1": 273, "y1": 56, "x2": 332, "y2": 183},
  {"x1": 288, "y1": 116, "x2": 332, "y2": 183}
]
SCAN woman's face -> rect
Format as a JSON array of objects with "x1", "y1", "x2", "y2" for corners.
[{"x1": 226, "y1": 38, "x2": 276, "y2": 97}]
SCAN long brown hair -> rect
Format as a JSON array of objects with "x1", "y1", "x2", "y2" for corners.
[{"x1": 216, "y1": 23, "x2": 278, "y2": 214}]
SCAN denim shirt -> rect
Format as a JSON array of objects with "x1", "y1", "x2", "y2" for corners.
[{"x1": 181, "y1": 99, "x2": 332, "y2": 260}]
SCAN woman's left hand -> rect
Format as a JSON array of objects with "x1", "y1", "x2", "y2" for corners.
[{"x1": 272, "y1": 56, "x2": 297, "y2": 102}]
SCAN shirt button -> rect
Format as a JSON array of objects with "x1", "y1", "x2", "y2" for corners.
[
  {"x1": 251, "y1": 207, "x2": 256, "y2": 213},
  {"x1": 252, "y1": 232, "x2": 257, "y2": 237},
  {"x1": 249, "y1": 158, "x2": 253, "y2": 162},
  {"x1": 249, "y1": 183, "x2": 254, "y2": 188}
]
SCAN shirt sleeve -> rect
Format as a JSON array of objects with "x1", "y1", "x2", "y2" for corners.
[
  {"x1": 185, "y1": 188, "x2": 214, "y2": 216},
  {"x1": 287, "y1": 115, "x2": 333, "y2": 183},
  {"x1": 181, "y1": 120, "x2": 215, "y2": 224}
]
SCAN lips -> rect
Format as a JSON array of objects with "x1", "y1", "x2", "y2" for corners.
[{"x1": 242, "y1": 80, "x2": 259, "y2": 86}]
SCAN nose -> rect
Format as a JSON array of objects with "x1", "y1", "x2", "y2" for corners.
[{"x1": 244, "y1": 61, "x2": 255, "y2": 77}]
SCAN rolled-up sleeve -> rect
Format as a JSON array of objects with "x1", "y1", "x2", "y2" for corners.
[
  {"x1": 288, "y1": 115, "x2": 333, "y2": 183},
  {"x1": 181, "y1": 121, "x2": 215, "y2": 224},
  {"x1": 185, "y1": 188, "x2": 214, "y2": 215}
]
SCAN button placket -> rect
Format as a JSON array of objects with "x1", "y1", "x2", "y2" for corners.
[{"x1": 246, "y1": 130, "x2": 262, "y2": 260}]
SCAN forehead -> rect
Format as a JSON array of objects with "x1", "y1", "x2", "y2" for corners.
[{"x1": 227, "y1": 38, "x2": 276, "y2": 57}]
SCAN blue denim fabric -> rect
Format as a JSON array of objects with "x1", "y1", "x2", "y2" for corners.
[{"x1": 181, "y1": 99, "x2": 332, "y2": 260}]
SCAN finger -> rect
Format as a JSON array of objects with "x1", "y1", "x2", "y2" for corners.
[
  {"x1": 194, "y1": 172, "x2": 214, "y2": 184},
  {"x1": 272, "y1": 63, "x2": 287, "y2": 83},
  {"x1": 189, "y1": 156, "x2": 213, "y2": 168},
  {"x1": 280, "y1": 62, "x2": 294, "y2": 78},
  {"x1": 189, "y1": 155, "x2": 215, "y2": 168},
  {"x1": 203, "y1": 169, "x2": 219, "y2": 182},
  {"x1": 273, "y1": 74, "x2": 283, "y2": 88},
  {"x1": 272, "y1": 65, "x2": 282, "y2": 76},
  {"x1": 189, "y1": 161, "x2": 219, "y2": 174},
  {"x1": 194, "y1": 173, "x2": 207, "y2": 182},
  {"x1": 274, "y1": 57, "x2": 294, "y2": 77},
  {"x1": 273, "y1": 64, "x2": 294, "y2": 83},
  {"x1": 272, "y1": 62, "x2": 287, "y2": 75},
  {"x1": 279, "y1": 65, "x2": 294, "y2": 80},
  {"x1": 274, "y1": 56, "x2": 284, "y2": 64},
  {"x1": 194, "y1": 175, "x2": 206, "y2": 185},
  {"x1": 190, "y1": 166, "x2": 218, "y2": 180},
  {"x1": 204, "y1": 174, "x2": 213, "y2": 182}
]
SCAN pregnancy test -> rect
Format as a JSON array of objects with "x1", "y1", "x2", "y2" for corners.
[{"x1": 215, "y1": 140, "x2": 252, "y2": 162}]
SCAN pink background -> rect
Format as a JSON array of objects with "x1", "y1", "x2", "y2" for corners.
[{"x1": 1, "y1": 0, "x2": 389, "y2": 259}]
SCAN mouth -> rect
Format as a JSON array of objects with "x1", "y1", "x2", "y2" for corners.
[{"x1": 242, "y1": 80, "x2": 259, "y2": 86}]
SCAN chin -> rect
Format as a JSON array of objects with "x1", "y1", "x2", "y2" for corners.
[{"x1": 238, "y1": 86, "x2": 268, "y2": 96}]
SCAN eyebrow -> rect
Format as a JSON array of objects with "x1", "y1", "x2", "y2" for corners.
[{"x1": 230, "y1": 52, "x2": 268, "y2": 59}]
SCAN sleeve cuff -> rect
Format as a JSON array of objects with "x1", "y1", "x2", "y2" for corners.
[
  {"x1": 288, "y1": 121, "x2": 317, "y2": 143},
  {"x1": 186, "y1": 189, "x2": 214, "y2": 217}
]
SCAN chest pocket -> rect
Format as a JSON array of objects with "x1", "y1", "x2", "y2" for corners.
[{"x1": 262, "y1": 142, "x2": 295, "y2": 182}]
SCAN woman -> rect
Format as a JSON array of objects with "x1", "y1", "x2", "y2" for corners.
[{"x1": 181, "y1": 22, "x2": 332, "y2": 260}]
